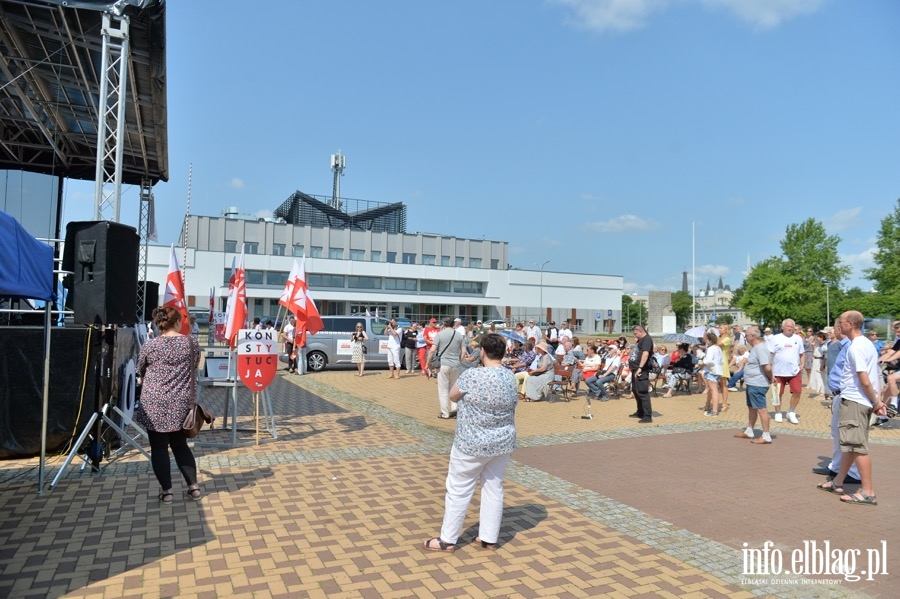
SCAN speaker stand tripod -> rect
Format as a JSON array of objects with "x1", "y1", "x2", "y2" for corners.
[{"x1": 49, "y1": 403, "x2": 150, "y2": 489}]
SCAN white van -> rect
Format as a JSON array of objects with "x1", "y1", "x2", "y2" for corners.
[{"x1": 303, "y1": 316, "x2": 390, "y2": 372}]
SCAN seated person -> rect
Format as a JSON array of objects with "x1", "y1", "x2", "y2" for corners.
[
  {"x1": 663, "y1": 343, "x2": 695, "y2": 397},
  {"x1": 725, "y1": 344, "x2": 749, "y2": 390},
  {"x1": 584, "y1": 346, "x2": 621, "y2": 400},
  {"x1": 507, "y1": 341, "x2": 535, "y2": 373},
  {"x1": 653, "y1": 345, "x2": 670, "y2": 371},
  {"x1": 554, "y1": 336, "x2": 583, "y2": 392}
]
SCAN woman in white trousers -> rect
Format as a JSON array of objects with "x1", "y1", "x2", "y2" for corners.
[{"x1": 422, "y1": 333, "x2": 518, "y2": 552}]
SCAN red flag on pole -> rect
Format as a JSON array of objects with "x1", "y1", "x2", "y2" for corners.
[
  {"x1": 290, "y1": 256, "x2": 324, "y2": 349},
  {"x1": 163, "y1": 245, "x2": 191, "y2": 334},
  {"x1": 279, "y1": 259, "x2": 301, "y2": 310},
  {"x1": 224, "y1": 248, "x2": 246, "y2": 349}
]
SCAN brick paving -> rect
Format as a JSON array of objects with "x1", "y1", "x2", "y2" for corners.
[{"x1": 1, "y1": 366, "x2": 896, "y2": 598}]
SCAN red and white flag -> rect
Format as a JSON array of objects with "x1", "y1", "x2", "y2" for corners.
[
  {"x1": 224, "y1": 248, "x2": 247, "y2": 349},
  {"x1": 208, "y1": 286, "x2": 215, "y2": 324},
  {"x1": 279, "y1": 259, "x2": 301, "y2": 309},
  {"x1": 163, "y1": 244, "x2": 190, "y2": 335},
  {"x1": 289, "y1": 256, "x2": 324, "y2": 349}
]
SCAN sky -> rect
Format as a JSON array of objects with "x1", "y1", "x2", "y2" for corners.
[{"x1": 61, "y1": 0, "x2": 900, "y2": 295}]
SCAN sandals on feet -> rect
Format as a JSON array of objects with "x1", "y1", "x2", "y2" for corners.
[
  {"x1": 422, "y1": 537, "x2": 457, "y2": 552},
  {"x1": 473, "y1": 536, "x2": 498, "y2": 550},
  {"x1": 840, "y1": 491, "x2": 877, "y2": 506},
  {"x1": 187, "y1": 487, "x2": 202, "y2": 501},
  {"x1": 817, "y1": 479, "x2": 843, "y2": 495},
  {"x1": 158, "y1": 491, "x2": 174, "y2": 504}
]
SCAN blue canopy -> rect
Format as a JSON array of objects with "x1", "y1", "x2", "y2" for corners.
[{"x1": 0, "y1": 210, "x2": 54, "y2": 301}]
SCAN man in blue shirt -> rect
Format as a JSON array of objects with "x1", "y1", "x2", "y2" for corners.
[{"x1": 812, "y1": 317, "x2": 861, "y2": 484}]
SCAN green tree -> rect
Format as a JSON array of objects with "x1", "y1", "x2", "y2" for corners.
[
  {"x1": 621, "y1": 295, "x2": 648, "y2": 329},
  {"x1": 718, "y1": 313, "x2": 734, "y2": 325},
  {"x1": 865, "y1": 199, "x2": 900, "y2": 295},
  {"x1": 670, "y1": 291, "x2": 695, "y2": 330},
  {"x1": 780, "y1": 218, "x2": 851, "y2": 286},
  {"x1": 735, "y1": 219, "x2": 850, "y2": 329}
]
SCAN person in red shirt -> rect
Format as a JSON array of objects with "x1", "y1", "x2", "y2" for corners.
[{"x1": 423, "y1": 318, "x2": 441, "y2": 377}]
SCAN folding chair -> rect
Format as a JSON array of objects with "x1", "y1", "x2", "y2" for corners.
[
  {"x1": 610, "y1": 364, "x2": 627, "y2": 399},
  {"x1": 548, "y1": 362, "x2": 574, "y2": 402},
  {"x1": 649, "y1": 366, "x2": 665, "y2": 397}
]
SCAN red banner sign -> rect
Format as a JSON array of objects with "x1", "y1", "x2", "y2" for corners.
[{"x1": 237, "y1": 329, "x2": 278, "y2": 390}]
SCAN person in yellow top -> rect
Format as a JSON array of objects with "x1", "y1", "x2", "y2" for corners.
[{"x1": 718, "y1": 323, "x2": 733, "y2": 412}]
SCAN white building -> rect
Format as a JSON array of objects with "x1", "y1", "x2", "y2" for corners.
[{"x1": 141, "y1": 199, "x2": 625, "y2": 333}]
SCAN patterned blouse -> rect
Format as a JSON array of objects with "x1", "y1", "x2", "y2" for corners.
[
  {"x1": 453, "y1": 366, "x2": 518, "y2": 457},
  {"x1": 136, "y1": 334, "x2": 201, "y2": 433}
]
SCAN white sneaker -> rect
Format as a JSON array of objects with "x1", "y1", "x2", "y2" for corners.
[
  {"x1": 728, "y1": 387, "x2": 738, "y2": 392},
  {"x1": 787, "y1": 412, "x2": 799, "y2": 425},
  {"x1": 774, "y1": 412, "x2": 783, "y2": 423}
]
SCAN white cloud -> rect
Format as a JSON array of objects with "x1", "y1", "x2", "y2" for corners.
[
  {"x1": 552, "y1": 0, "x2": 822, "y2": 33},
  {"x1": 550, "y1": 0, "x2": 665, "y2": 33},
  {"x1": 841, "y1": 247, "x2": 875, "y2": 276},
  {"x1": 696, "y1": 264, "x2": 730, "y2": 277},
  {"x1": 228, "y1": 178, "x2": 245, "y2": 190},
  {"x1": 585, "y1": 214, "x2": 661, "y2": 233},
  {"x1": 824, "y1": 207, "x2": 862, "y2": 232},
  {"x1": 702, "y1": 0, "x2": 824, "y2": 30}
]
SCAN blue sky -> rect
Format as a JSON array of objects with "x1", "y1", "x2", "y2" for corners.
[{"x1": 62, "y1": 0, "x2": 900, "y2": 294}]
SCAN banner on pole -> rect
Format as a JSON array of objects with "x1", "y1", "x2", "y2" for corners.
[{"x1": 237, "y1": 328, "x2": 278, "y2": 390}]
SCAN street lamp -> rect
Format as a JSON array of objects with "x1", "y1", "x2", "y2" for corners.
[{"x1": 536, "y1": 260, "x2": 550, "y2": 324}]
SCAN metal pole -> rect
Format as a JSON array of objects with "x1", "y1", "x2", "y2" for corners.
[{"x1": 537, "y1": 260, "x2": 549, "y2": 323}]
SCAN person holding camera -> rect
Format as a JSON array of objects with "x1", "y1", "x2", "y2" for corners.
[
  {"x1": 351, "y1": 322, "x2": 368, "y2": 377},
  {"x1": 386, "y1": 318, "x2": 403, "y2": 379}
]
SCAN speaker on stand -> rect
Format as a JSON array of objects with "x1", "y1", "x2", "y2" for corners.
[{"x1": 51, "y1": 221, "x2": 150, "y2": 489}]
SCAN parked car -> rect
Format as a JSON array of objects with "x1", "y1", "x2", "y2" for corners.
[
  {"x1": 484, "y1": 319, "x2": 506, "y2": 330},
  {"x1": 301, "y1": 316, "x2": 390, "y2": 372}
]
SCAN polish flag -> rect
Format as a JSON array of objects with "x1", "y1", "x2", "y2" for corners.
[
  {"x1": 224, "y1": 248, "x2": 247, "y2": 349},
  {"x1": 279, "y1": 259, "x2": 301, "y2": 309},
  {"x1": 163, "y1": 245, "x2": 190, "y2": 335},
  {"x1": 289, "y1": 256, "x2": 324, "y2": 348}
]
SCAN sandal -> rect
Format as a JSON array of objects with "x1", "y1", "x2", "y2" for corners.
[
  {"x1": 817, "y1": 479, "x2": 843, "y2": 495},
  {"x1": 473, "y1": 536, "x2": 498, "y2": 550},
  {"x1": 422, "y1": 537, "x2": 457, "y2": 552},
  {"x1": 187, "y1": 487, "x2": 202, "y2": 501},
  {"x1": 158, "y1": 491, "x2": 174, "y2": 504},
  {"x1": 840, "y1": 491, "x2": 877, "y2": 506}
]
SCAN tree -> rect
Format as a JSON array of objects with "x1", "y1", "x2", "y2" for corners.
[
  {"x1": 670, "y1": 291, "x2": 695, "y2": 330},
  {"x1": 621, "y1": 295, "x2": 648, "y2": 329},
  {"x1": 781, "y1": 218, "x2": 851, "y2": 286},
  {"x1": 735, "y1": 219, "x2": 851, "y2": 329},
  {"x1": 718, "y1": 313, "x2": 734, "y2": 325},
  {"x1": 865, "y1": 199, "x2": 900, "y2": 295}
]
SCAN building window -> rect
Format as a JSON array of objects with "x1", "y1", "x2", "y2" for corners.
[
  {"x1": 455, "y1": 257, "x2": 464, "y2": 267},
  {"x1": 267, "y1": 271, "x2": 289, "y2": 286},
  {"x1": 348, "y1": 276, "x2": 382, "y2": 289},
  {"x1": 441, "y1": 255, "x2": 450, "y2": 266},
  {"x1": 246, "y1": 270, "x2": 264, "y2": 284},
  {"x1": 423, "y1": 254, "x2": 436, "y2": 265},
  {"x1": 272, "y1": 243, "x2": 286, "y2": 256},
  {"x1": 402, "y1": 253, "x2": 416, "y2": 264},
  {"x1": 387, "y1": 251, "x2": 397, "y2": 263},
  {"x1": 453, "y1": 281, "x2": 483, "y2": 294},
  {"x1": 469, "y1": 258, "x2": 481, "y2": 268},
  {"x1": 328, "y1": 247, "x2": 344, "y2": 259},
  {"x1": 310, "y1": 246, "x2": 323, "y2": 258},
  {"x1": 491, "y1": 259, "x2": 499, "y2": 269},
  {"x1": 222, "y1": 269, "x2": 232, "y2": 285},
  {"x1": 371, "y1": 250, "x2": 381, "y2": 262},
  {"x1": 421, "y1": 280, "x2": 451, "y2": 293},
  {"x1": 245, "y1": 242, "x2": 259, "y2": 255},
  {"x1": 307, "y1": 273, "x2": 344, "y2": 288},
  {"x1": 350, "y1": 249, "x2": 365, "y2": 261},
  {"x1": 292, "y1": 244, "x2": 305, "y2": 257},
  {"x1": 384, "y1": 278, "x2": 417, "y2": 292},
  {"x1": 224, "y1": 240, "x2": 237, "y2": 253}
]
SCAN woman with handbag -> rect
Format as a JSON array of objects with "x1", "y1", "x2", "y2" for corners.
[
  {"x1": 350, "y1": 322, "x2": 368, "y2": 377},
  {"x1": 136, "y1": 306, "x2": 202, "y2": 503}
]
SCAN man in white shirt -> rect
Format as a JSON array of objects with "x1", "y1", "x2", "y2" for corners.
[
  {"x1": 282, "y1": 317, "x2": 296, "y2": 374},
  {"x1": 822, "y1": 311, "x2": 884, "y2": 505},
  {"x1": 559, "y1": 321, "x2": 573, "y2": 342},
  {"x1": 454, "y1": 317, "x2": 466, "y2": 337},
  {"x1": 525, "y1": 320, "x2": 542, "y2": 343},
  {"x1": 770, "y1": 319, "x2": 803, "y2": 424}
]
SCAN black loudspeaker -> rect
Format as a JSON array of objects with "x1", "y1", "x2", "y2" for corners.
[
  {"x1": 140, "y1": 280, "x2": 160, "y2": 322},
  {"x1": 62, "y1": 221, "x2": 140, "y2": 325}
]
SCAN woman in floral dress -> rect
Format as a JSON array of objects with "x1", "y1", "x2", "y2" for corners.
[
  {"x1": 422, "y1": 333, "x2": 518, "y2": 552},
  {"x1": 136, "y1": 306, "x2": 202, "y2": 503}
]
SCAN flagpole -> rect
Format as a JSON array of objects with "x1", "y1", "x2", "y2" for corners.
[{"x1": 691, "y1": 221, "x2": 696, "y2": 328}]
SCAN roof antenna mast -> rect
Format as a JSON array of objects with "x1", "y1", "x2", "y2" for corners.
[{"x1": 330, "y1": 150, "x2": 345, "y2": 212}]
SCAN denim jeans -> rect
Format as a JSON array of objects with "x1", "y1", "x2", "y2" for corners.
[
  {"x1": 586, "y1": 373, "x2": 616, "y2": 397},
  {"x1": 727, "y1": 369, "x2": 744, "y2": 388}
]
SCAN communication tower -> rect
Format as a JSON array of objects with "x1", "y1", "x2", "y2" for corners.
[{"x1": 330, "y1": 151, "x2": 345, "y2": 211}]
